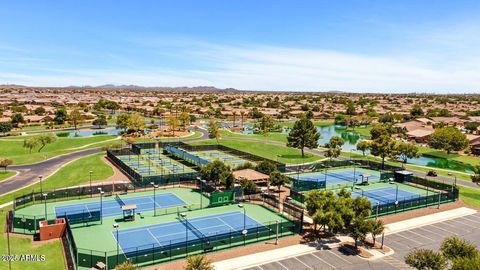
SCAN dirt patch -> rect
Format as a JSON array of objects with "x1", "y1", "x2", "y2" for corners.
[{"x1": 101, "y1": 155, "x2": 131, "y2": 184}]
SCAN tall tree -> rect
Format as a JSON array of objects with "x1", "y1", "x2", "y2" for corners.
[
  {"x1": 268, "y1": 171, "x2": 290, "y2": 193},
  {"x1": 0, "y1": 158, "x2": 13, "y2": 172},
  {"x1": 0, "y1": 122, "x2": 13, "y2": 135},
  {"x1": 127, "y1": 113, "x2": 146, "y2": 133},
  {"x1": 92, "y1": 115, "x2": 107, "y2": 128},
  {"x1": 368, "y1": 219, "x2": 385, "y2": 246},
  {"x1": 232, "y1": 111, "x2": 237, "y2": 127},
  {"x1": 286, "y1": 117, "x2": 320, "y2": 158},
  {"x1": 178, "y1": 112, "x2": 190, "y2": 131},
  {"x1": 199, "y1": 160, "x2": 232, "y2": 189},
  {"x1": 240, "y1": 111, "x2": 245, "y2": 128},
  {"x1": 471, "y1": 165, "x2": 480, "y2": 185},
  {"x1": 428, "y1": 127, "x2": 469, "y2": 154},
  {"x1": 207, "y1": 120, "x2": 220, "y2": 143},
  {"x1": 36, "y1": 133, "x2": 57, "y2": 152},
  {"x1": 255, "y1": 160, "x2": 277, "y2": 175},
  {"x1": 69, "y1": 109, "x2": 82, "y2": 130},
  {"x1": 397, "y1": 142, "x2": 420, "y2": 164},
  {"x1": 324, "y1": 136, "x2": 345, "y2": 160},
  {"x1": 116, "y1": 113, "x2": 130, "y2": 131},
  {"x1": 54, "y1": 107, "x2": 68, "y2": 125},
  {"x1": 10, "y1": 113, "x2": 24, "y2": 127},
  {"x1": 258, "y1": 115, "x2": 274, "y2": 138},
  {"x1": 356, "y1": 140, "x2": 370, "y2": 156},
  {"x1": 370, "y1": 135, "x2": 398, "y2": 169},
  {"x1": 23, "y1": 138, "x2": 38, "y2": 153}
]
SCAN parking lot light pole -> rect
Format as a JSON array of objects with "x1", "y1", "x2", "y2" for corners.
[{"x1": 113, "y1": 223, "x2": 119, "y2": 264}]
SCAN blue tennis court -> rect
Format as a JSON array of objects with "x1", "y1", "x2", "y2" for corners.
[
  {"x1": 295, "y1": 168, "x2": 380, "y2": 186},
  {"x1": 54, "y1": 193, "x2": 186, "y2": 218},
  {"x1": 113, "y1": 211, "x2": 269, "y2": 257},
  {"x1": 352, "y1": 187, "x2": 424, "y2": 205}
]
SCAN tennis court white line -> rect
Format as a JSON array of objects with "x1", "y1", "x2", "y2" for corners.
[
  {"x1": 147, "y1": 228, "x2": 163, "y2": 247},
  {"x1": 216, "y1": 217, "x2": 236, "y2": 231}
]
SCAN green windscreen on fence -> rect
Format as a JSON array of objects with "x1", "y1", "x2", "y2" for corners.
[{"x1": 209, "y1": 191, "x2": 234, "y2": 207}]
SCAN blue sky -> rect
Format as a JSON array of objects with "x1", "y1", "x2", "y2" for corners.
[{"x1": 0, "y1": 0, "x2": 479, "y2": 93}]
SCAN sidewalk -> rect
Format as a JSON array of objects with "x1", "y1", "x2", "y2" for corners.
[{"x1": 212, "y1": 207, "x2": 477, "y2": 270}]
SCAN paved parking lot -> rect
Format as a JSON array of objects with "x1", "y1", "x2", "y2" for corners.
[{"x1": 242, "y1": 212, "x2": 480, "y2": 270}]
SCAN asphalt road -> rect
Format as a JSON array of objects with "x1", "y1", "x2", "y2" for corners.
[
  {"x1": 0, "y1": 128, "x2": 210, "y2": 197},
  {"x1": 243, "y1": 212, "x2": 480, "y2": 270},
  {"x1": 0, "y1": 148, "x2": 102, "y2": 196}
]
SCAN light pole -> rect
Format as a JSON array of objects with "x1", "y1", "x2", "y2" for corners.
[
  {"x1": 39, "y1": 175, "x2": 43, "y2": 195},
  {"x1": 196, "y1": 177, "x2": 203, "y2": 209},
  {"x1": 113, "y1": 223, "x2": 119, "y2": 265},
  {"x1": 151, "y1": 182, "x2": 158, "y2": 216},
  {"x1": 375, "y1": 202, "x2": 380, "y2": 220},
  {"x1": 180, "y1": 213, "x2": 188, "y2": 255},
  {"x1": 43, "y1": 193, "x2": 48, "y2": 220},
  {"x1": 238, "y1": 204, "x2": 247, "y2": 246},
  {"x1": 275, "y1": 220, "x2": 279, "y2": 245},
  {"x1": 89, "y1": 171, "x2": 93, "y2": 198},
  {"x1": 448, "y1": 172, "x2": 457, "y2": 187},
  {"x1": 238, "y1": 203, "x2": 246, "y2": 230},
  {"x1": 98, "y1": 188, "x2": 104, "y2": 224}
]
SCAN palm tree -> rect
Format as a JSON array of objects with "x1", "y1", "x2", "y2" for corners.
[
  {"x1": 232, "y1": 111, "x2": 237, "y2": 128},
  {"x1": 369, "y1": 219, "x2": 385, "y2": 246},
  {"x1": 184, "y1": 255, "x2": 213, "y2": 270},
  {"x1": 240, "y1": 111, "x2": 245, "y2": 129}
]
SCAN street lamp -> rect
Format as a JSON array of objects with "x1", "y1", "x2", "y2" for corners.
[
  {"x1": 39, "y1": 175, "x2": 43, "y2": 195},
  {"x1": 98, "y1": 188, "x2": 104, "y2": 224},
  {"x1": 151, "y1": 182, "x2": 158, "y2": 216},
  {"x1": 448, "y1": 172, "x2": 457, "y2": 187},
  {"x1": 43, "y1": 193, "x2": 48, "y2": 220},
  {"x1": 89, "y1": 171, "x2": 93, "y2": 198},
  {"x1": 275, "y1": 220, "x2": 279, "y2": 245},
  {"x1": 113, "y1": 223, "x2": 119, "y2": 264}
]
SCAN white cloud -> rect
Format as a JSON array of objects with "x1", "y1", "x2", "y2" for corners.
[{"x1": 0, "y1": 39, "x2": 479, "y2": 93}]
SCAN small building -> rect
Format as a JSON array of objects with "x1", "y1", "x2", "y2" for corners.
[
  {"x1": 232, "y1": 169, "x2": 269, "y2": 185},
  {"x1": 406, "y1": 129, "x2": 434, "y2": 143}
]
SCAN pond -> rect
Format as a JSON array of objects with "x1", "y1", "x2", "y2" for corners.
[
  {"x1": 317, "y1": 125, "x2": 473, "y2": 173},
  {"x1": 67, "y1": 128, "x2": 123, "y2": 137}
]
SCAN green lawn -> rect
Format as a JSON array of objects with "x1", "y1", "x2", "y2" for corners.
[
  {"x1": 281, "y1": 119, "x2": 334, "y2": 128},
  {"x1": 419, "y1": 146, "x2": 480, "y2": 166},
  {"x1": 0, "y1": 135, "x2": 118, "y2": 164},
  {"x1": 458, "y1": 186, "x2": 480, "y2": 208},
  {"x1": 0, "y1": 171, "x2": 15, "y2": 182},
  {"x1": 0, "y1": 153, "x2": 113, "y2": 206},
  {"x1": 350, "y1": 125, "x2": 372, "y2": 137},
  {"x1": 221, "y1": 130, "x2": 288, "y2": 143},
  {"x1": 344, "y1": 151, "x2": 474, "y2": 182},
  {"x1": 189, "y1": 139, "x2": 324, "y2": 164},
  {"x1": 0, "y1": 207, "x2": 65, "y2": 270}
]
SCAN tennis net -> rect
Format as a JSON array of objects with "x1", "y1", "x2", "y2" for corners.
[
  {"x1": 115, "y1": 194, "x2": 125, "y2": 206},
  {"x1": 180, "y1": 218, "x2": 205, "y2": 240},
  {"x1": 325, "y1": 171, "x2": 356, "y2": 182}
]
